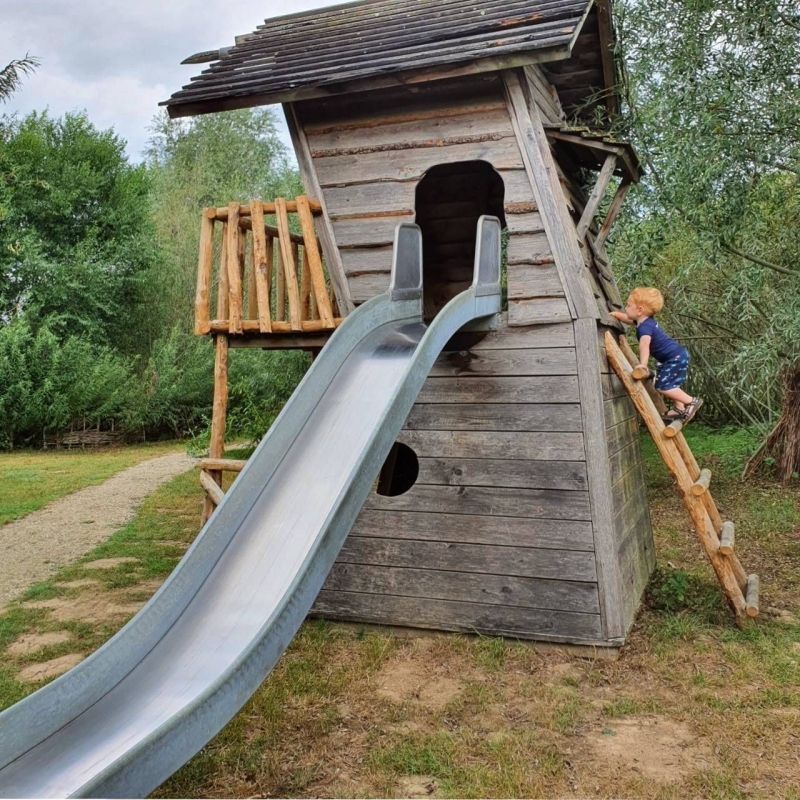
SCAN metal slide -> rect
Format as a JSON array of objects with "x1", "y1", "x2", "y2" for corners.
[{"x1": 0, "y1": 218, "x2": 501, "y2": 798}]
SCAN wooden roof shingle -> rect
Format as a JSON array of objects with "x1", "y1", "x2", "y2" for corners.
[{"x1": 164, "y1": 0, "x2": 596, "y2": 117}]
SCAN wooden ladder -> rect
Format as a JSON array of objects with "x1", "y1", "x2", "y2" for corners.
[{"x1": 604, "y1": 332, "x2": 759, "y2": 623}]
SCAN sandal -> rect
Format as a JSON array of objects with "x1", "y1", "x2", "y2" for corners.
[
  {"x1": 662, "y1": 409, "x2": 684, "y2": 423},
  {"x1": 681, "y1": 397, "x2": 704, "y2": 425}
]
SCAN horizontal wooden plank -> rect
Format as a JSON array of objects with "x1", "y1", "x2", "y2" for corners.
[
  {"x1": 429, "y1": 347, "x2": 577, "y2": 377},
  {"x1": 611, "y1": 459, "x2": 647, "y2": 518},
  {"x1": 506, "y1": 211, "x2": 545, "y2": 235},
  {"x1": 332, "y1": 214, "x2": 413, "y2": 247},
  {"x1": 312, "y1": 590, "x2": 604, "y2": 642},
  {"x1": 606, "y1": 415, "x2": 639, "y2": 458},
  {"x1": 324, "y1": 169, "x2": 534, "y2": 220},
  {"x1": 338, "y1": 535, "x2": 597, "y2": 581},
  {"x1": 601, "y1": 372, "x2": 627, "y2": 400},
  {"x1": 351, "y1": 509, "x2": 595, "y2": 551},
  {"x1": 365, "y1": 483, "x2": 592, "y2": 521},
  {"x1": 323, "y1": 562, "x2": 600, "y2": 614},
  {"x1": 315, "y1": 137, "x2": 524, "y2": 186},
  {"x1": 507, "y1": 263, "x2": 565, "y2": 300},
  {"x1": 417, "y1": 375, "x2": 580, "y2": 404},
  {"x1": 508, "y1": 297, "x2": 572, "y2": 326},
  {"x1": 446, "y1": 317, "x2": 574, "y2": 350},
  {"x1": 417, "y1": 457, "x2": 588, "y2": 491},
  {"x1": 347, "y1": 271, "x2": 391, "y2": 304},
  {"x1": 307, "y1": 106, "x2": 516, "y2": 153},
  {"x1": 398, "y1": 429, "x2": 585, "y2": 460},
  {"x1": 507, "y1": 231, "x2": 552, "y2": 264},
  {"x1": 341, "y1": 246, "x2": 395, "y2": 276},
  {"x1": 604, "y1": 395, "x2": 637, "y2": 428},
  {"x1": 405, "y1": 402, "x2": 582, "y2": 432}
]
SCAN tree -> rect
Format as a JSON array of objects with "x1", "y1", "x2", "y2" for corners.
[
  {"x1": 609, "y1": 0, "x2": 800, "y2": 479},
  {"x1": 0, "y1": 55, "x2": 39, "y2": 102}
]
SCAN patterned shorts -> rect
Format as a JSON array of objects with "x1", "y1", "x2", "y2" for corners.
[{"x1": 655, "y1": 351, "x2": 689, "y2": 391}]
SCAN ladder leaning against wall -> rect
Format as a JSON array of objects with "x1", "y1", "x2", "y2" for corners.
[{"x1": 605, "y1": 332, "x2": 759, "y2": 624}]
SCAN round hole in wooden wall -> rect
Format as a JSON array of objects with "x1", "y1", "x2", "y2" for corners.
[{"x1": 376, "y1": 442, "x2": 419, "y2": 497}]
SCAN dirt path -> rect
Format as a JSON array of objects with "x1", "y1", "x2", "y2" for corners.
[{"x1": 0, "y1": 452, "x2": 196, "y2": 605}]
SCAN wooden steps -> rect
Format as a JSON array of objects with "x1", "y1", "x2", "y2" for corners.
[{"x1": 605, "y1": 332, "x2": 759, "y2": 622}]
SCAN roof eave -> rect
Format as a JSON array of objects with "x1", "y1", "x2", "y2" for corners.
[{"x1": 164, "y1": 43, "x2": 574, "y2": 119}]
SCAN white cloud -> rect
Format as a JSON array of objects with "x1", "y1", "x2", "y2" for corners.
[{"x1": 2, "y1": 0, "x2": 341, "y2": 161}]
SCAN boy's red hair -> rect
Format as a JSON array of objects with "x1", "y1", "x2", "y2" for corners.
[{"x1": 629, "y1": 287, "x2": 664, "y2": 315}]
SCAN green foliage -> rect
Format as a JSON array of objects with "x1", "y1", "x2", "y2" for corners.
[{"x1": 610, "y1": 0, "x2": 800, "y2": 429}]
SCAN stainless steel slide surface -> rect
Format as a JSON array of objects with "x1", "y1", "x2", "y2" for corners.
[{"x1": 0, "y1": 219, "x2": 501, "y2": 798}]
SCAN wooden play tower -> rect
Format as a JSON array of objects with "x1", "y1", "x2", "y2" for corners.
[{"x1": 165, "y1": 0, "x2": 755, "y2": 648}]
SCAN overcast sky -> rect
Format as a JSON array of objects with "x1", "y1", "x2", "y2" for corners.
[{"x1": 1, "y1": 0, "x2": 342, "y2": 162}]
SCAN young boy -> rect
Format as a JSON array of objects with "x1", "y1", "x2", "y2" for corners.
[{"x1": 611, "y1": 287, "x2": 703, "y2": 424}]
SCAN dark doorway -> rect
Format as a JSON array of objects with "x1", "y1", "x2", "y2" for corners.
[
  {"x1": 376, "y1": 442, "x2": 419, "y2": 497},
  {"x1": 415, "y1": 161, "x2": 506, "y2": 320}
]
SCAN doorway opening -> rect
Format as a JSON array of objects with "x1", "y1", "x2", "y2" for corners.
[{"x1": 415, "y1": 161, "x2": 506, "y2": 320}]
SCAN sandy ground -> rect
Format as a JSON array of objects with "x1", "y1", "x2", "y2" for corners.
[{"x1": 0, "y1": 452, "x2": 196, "y2": 605}]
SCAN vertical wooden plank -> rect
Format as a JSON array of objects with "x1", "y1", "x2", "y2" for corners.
[
  {"x1": 226, "y1": 202, "x2": 243, "y2": 334},
  {"x1": 216, "y1": 222, "x2": 230, "y2": 321},
  {"x1": 595, "y1": 180, "x2": 632, "y2": 251},
  {"x1": 577, "y1": 154, "x2": 618, "y2": 240},
  {"x1": 275, "y1": 197, "x2": 303, "y2": 331},
  {"x1": 250, "y1": 201, "x2": 272, "y2": 333},
  {"x1": 284, "y1": 102, "x2": 354, "y2": 315},
  {"x1": 300, "y1": 246, "x2": 311, "y2": 321},
  {"x1": 574, "y1": 318, "x2": 626, "y2": 640},
  {"x1": 194, "y1": 209, "x2": 215, "y2": 335},
  {"x1": 502, "y1": 70, "x2": 598, "y2": 321},
  {"x1": 276, "y1": 241, "x2": 286, "y2": 322},
  {"x1": 202, "y1": 333, "x2": 228, "y2": 524},
  {"x1": 295, "y1": 194, "x2": 335, "y2": 327},
  {"x1": 247, "y1": 230, "x2": 257, "y2": 320}
]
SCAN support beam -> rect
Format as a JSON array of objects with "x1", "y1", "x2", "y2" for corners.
[
  {"x1": 577, "y1": 154, "x2": 617, "y2": 240},
  {"x1": 284, "y1": 102, "x2": 354, "y2": 316},
  {"x1": 202, "y1": 334, "x2": 229, "y2": 524},
  {"x1": 595, "y1": 179, "x2": 632, "y2": 251},
  {"x1": 502, "y1": 69, "x2": 598, "y2": 320},
  {"x1": 199, "y1": 469, "x2": 225, "y2": 506}
]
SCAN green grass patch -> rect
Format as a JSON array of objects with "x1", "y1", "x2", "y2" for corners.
[{"x1": 0, "y1": 442, "x2": 181, "y2": 526}]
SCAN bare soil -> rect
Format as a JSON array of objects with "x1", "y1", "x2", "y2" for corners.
[
  {"x1": 0, "y1": 452, "x2": 195, "y2": 604},
  {"x1": 5, "y1": 631, "x2": 73, "y2": 657},
  {"x1": 17, "y1": 653, "x2": 85, "y2": 683}
]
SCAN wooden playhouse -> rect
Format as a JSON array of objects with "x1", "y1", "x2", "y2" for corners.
[{"x1": 164, "y1": 0, "x2": 660, "y2": 649}]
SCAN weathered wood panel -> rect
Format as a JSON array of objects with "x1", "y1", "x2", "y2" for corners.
[
  {"x1": 611, "y1": 459, "x2": 647, "y2": 518},
  {"x1": 508, "y1": 297, "x2": 572, "y2": 326},
  {"x1": 417, "y1": 375, "x2": 580, "y2": 404},
  {"x1": 306, "y1": 105, "x2": 515, "y2": 153},
  {"x1": 312, "y1": 590, "x2": 604, "y2": 642},
  {"x1": 338, "y1": 536, "x2": 597, "y2": 581},
  {"x1": 507, "y1": 263, "x2": 565, "y2": 300},
  {"x1": 340, "y1": 246, "x2": 395, "y2": 276},
  {"x1": 351, "y1": 509, "x2": 595, "y2": 551},
  {"x1": 364, "y1": 484, "x2": 592, "y2": 521},
  {"x1": 506, "y1": 211, "x2": 545, "y2": 234},
  {"x1": 429, "y1": 348, "x2": 577, "y2": 377},
  {"x1": 322, "y1": 563, "x2": 600, "y2": 614},
  {"x1": 397, "y1": 429, "x2": 585, "y2": 461},
  {"x1": 606, "y1": 415, "x2": 639, "y2": 457},
  {"x1": 315, "y1": 136, "x2": 524, "y2": 186},
  {"x1": 348, "y1": 271, "x2": 392, "y2": 304},
  {"x1": 507, "y1": 232, "x2": 552, "y2": 264},
  {"x1": 601, "y1": 372, "x2": 627, "y2": 400},
  {"x1": 417, "y1": 457, "x2": 588, "y2": 491},
  {"x1": 609, "y1": 439, "x2": 642, "y2": 487},
  {"x1": 446, "y1": 317, "x2": 574, "y2": 349},
  {"x1": 405, "y1": 403, "x2": 582, "y2": 432},
  {"x1": 332, "y1": 214, "x2": 413, "y2": 247},
  {"x1": 604, "y1": 395, "x2": 637, "y2": 429}
]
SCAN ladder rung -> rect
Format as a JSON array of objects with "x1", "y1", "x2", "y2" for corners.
[
  {"x1": 719, "y1": 521, "x2": 735, "y2": 555},
  {"x1": 745, "y1": 574, "x2": 760, "y2": 617},
  {"x1": 691, "y1": 468, "x2": 712, "y2": 496},
  {"x1": 631, "y1": 365, "x2": 651, "y2": 380},
  {"x1": 663, "y1": 419, "x2": 684, "y2": 438}
]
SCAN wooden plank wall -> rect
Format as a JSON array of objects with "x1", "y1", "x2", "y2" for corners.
[
  {"x1": 312, "y1": 317, "x2": 606, "y2": 644},
  {"x1": 598, "y1": 326, "x2": 656, "y2": 629},
  {"x1": 296, "y1": 74, "x2": 571, "y2": 325}
]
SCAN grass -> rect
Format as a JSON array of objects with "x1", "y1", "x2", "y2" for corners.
[
  {"x1": 0, "y1": 427, "x2": 798, "y2": 798},
  {"x1": 0, "y1": 441, "x2": 182, "y2": 526}
]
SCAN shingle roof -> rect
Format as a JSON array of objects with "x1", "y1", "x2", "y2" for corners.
[{"x1": 164, "y1": 0, "x2": 594, "y2": 117}]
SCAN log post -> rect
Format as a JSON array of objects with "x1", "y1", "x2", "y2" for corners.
[
  {"x1": 226, "y1": 203, "x2": 243, "y2": 334},
  {"x1": 195, "y1": 208, "x2": 215, "y2": 335},
  {"x1": 250, "y1": 201, "x2": 272, "y2": 333},
  {"x1": 217, "y1": 222, "x2": 230, "y2": 321},
  {"x1": 202, "y1": 333, "x2": 229, "y2": 524}
]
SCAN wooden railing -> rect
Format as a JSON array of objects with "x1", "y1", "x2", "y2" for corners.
[{"x1": 195, "y1": 196, "x2": 342, "y2": 336}]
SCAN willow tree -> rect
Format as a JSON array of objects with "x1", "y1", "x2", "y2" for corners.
[{"x1": 608, "y1": 0, "x2": 800, "y2": 480}]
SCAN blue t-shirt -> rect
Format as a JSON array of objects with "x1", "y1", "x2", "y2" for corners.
[{"x1": 636, "y1": 317, "x2": 684, "y2": 363}]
